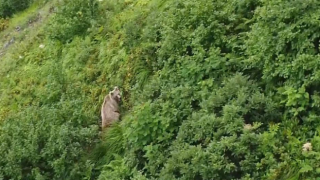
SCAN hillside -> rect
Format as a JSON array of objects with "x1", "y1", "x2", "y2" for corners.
[{"x1": 1, "y1": 0, "x2": 320, "y2": 179}]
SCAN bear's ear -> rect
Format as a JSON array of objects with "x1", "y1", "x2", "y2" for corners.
[{"x1": 114, "y1": 86, "x2": 119, "y2": 90}]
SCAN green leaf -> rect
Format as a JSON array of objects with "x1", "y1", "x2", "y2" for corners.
[{"x1": 299, "y1": 165, "x2": 313, "y2": 173}]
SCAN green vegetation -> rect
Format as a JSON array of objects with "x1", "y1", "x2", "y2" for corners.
[
  {"x1": 1, "y1": 0, "x2": 320, "y2": 179},
  {"x1": 0, "y1": 0, "x2": 35, "y2": 18}
]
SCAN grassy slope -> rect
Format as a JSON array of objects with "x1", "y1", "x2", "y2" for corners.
[
  {"x1": 2, "y1": 0, "x2": 320, "y2": 179},
  {"x1": 0, "y1": 1, "x2": 54, "y2": 118},
  {"x1": 0, "y1": 1, "x2": 102, "y2": 179}
]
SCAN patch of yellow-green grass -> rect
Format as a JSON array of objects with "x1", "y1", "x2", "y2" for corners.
[{"x1": 9, "y1": 3, "x2": 39, "y2": 27}]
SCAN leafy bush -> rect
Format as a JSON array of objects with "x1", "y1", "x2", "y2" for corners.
[
  {"x1": 0, "y1": 0, "x2": 33, "y2": 17},
  {"x1": 3, "y1": 0, "x2": 320, "y2": 179},
  {"x1": 47, "y1": 0, "x2": 98, "y2": 42},
  {"x1": 0, "y1": 103, "x2": 98, "y2": 179},
  {"x1": 0, "y1": 1, "x2": 101, "y2": 179},
  {"x1": 94, "y1": 0, "x2": 320, "y2": 179}
]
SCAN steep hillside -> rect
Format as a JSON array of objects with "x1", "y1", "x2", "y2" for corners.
[{"x1": 1, "y1": 0, "x2": 320, "y2": 179}]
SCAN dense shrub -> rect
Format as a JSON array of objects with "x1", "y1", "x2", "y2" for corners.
[
  {"x1": 94, "y1": 0, "x2": 320, "y2": 179},
  {"x1": 0, "y1": 1, "x2": 101, "y2": 178},
  {"x1": 2, "y1": 0, "x2": 320, "y2": 179},
  {"x1": 0, "y1": 0, "x2": 33, "y2": 17},
  {"x1": 0, "y1": 104, "x2": 98, "y2": 179},
  {"x1": 47, "y1": 0, "x2": 98, "y2": 42}
]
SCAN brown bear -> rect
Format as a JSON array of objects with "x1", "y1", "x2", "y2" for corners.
[{"x1": 101, "y1": 86, "x2": 121, "y2": 129}]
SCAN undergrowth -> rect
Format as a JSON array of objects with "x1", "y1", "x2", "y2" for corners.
[{"x1": 1, "y1": 0, "x2": 320, "y2": 179}]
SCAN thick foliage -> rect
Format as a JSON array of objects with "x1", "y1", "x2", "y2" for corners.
[
  {"x1": 94, "y1": 0, "x2": 320, "y2": 179},
  {"x1": 2, "y1": 0, "x2": 320, "y2": 179},
  {"x1": 0, "y1": 104, "x2": 98, "y2": 179},
  {"x1": 0, "y1": 0, "x2": 34, "y2": 17},
  {"x1": 47, "y1": 0, "x2": 98, "y2": 42},
  {"x1": 0, "y1": 0, "x2": 101, "y2": 177}
]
